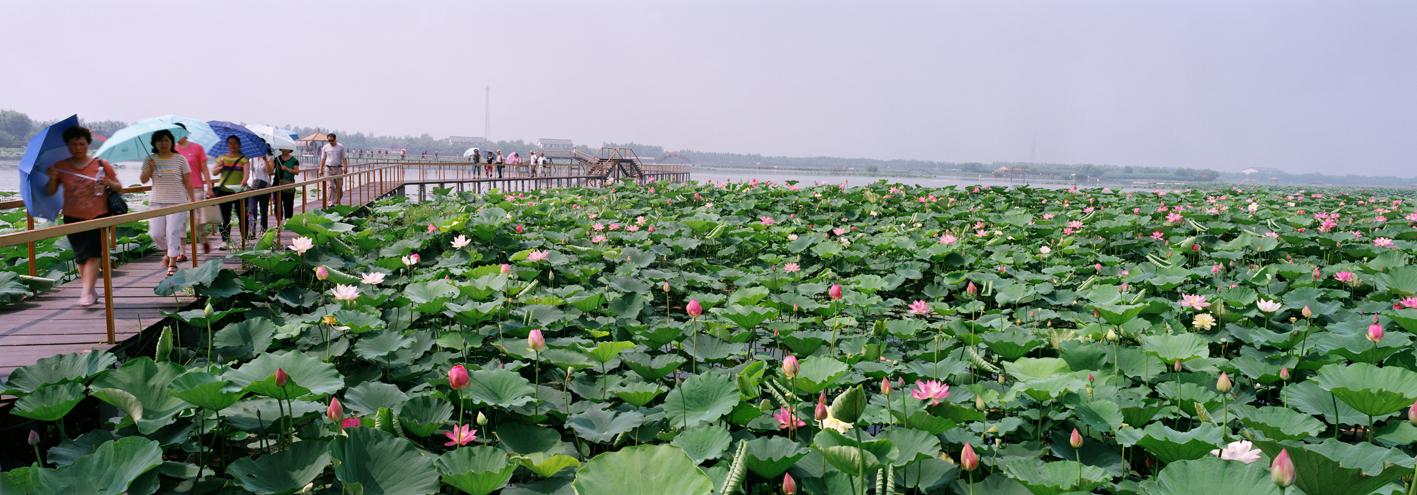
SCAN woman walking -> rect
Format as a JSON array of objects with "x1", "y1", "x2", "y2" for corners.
[
  {"x1": 273, "y1": 147, "x2": 299, "y2": 222},
  {"x1": 43, "y1": 126, "x2": 123, "y2": 307},
  {"x1": 210, "y1": 135, "x2": 250, "y2": 248},
  {"x1": 139, "y1": 129, "x2": 196, "y2": 276},
  {"x1": 246, "y1": 145, "x2": 274, "y2": 236}
]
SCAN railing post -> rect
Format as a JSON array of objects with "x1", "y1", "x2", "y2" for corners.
[
  {"x1": 238, "y1": 198, "x2": 247, "y2": 250},
  {"x1": 188, "y1": 209, "x2": 198, "y2": 267},
  {"x1": 26, "y1": 212, "x2": 36, "y2": 277},
  {"x1": 100, "y1": 226, "x2": 116, "y2": 344}
]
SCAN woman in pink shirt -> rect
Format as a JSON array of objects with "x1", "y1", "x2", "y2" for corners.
[{"x1": 43, "y1": 126, "x2": 123, "y2": 307}]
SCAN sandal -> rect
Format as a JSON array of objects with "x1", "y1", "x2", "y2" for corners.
[{"x1": 166, "y1": 261, "x2": 179, "y2": 277}]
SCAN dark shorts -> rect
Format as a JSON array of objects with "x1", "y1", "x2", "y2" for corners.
[{"x1": 64, "y1": 214, "x2": 109, "y2": 264}]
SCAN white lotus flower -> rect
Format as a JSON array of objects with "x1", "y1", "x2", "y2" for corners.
[
  {"x1": 1040, "y1": 246, "x2": 1051, "y2": 254},
  {"x1": 288, "y1": 236, "x2": 314, "y2": 255},
  {"x1": 1211, "y1": 440, "x2": 1262, "y2": 463},
  {"x1": 331, "y1": 284, "x2": 360, "y2": 302},
  {"x1": 1257, "y1": 299, "x2": 1282, "y2": 313},
  {"x1": 451, "y1": 235, "x2": 471, "y2": 249},
  {"x1": 821, "y1": 417, "x2": 854, "y2": 434},
  {"x1": 361, "y1": 272, "x2": 386, "y2": 285}
]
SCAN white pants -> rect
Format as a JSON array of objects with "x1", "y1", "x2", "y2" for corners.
[{"x1": 149, "y1": 202, "x2": 188, "y2": 257}]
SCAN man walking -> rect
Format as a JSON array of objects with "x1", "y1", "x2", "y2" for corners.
[
  {"x1": 320, "y1": 133, "x2": 347, "y2": 205},
  {"x1": 495, "y1": 150, "x2": 505, "y2": 178}
]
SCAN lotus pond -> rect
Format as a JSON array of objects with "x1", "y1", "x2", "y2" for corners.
[{"x1": 5, "y1": 179, "x2": 1417, "y2": 495}]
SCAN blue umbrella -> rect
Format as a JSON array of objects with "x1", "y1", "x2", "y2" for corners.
[
  {"x1": 92, "y1": 121, "x2": 191, "y2": 163},
  {"x1": 135, "y1": 115, "x2": 219, "y2": 149},
  {"x1": 281, "y1": 129, "x2": 299, "y2": 141},
  {"x1": 17, "y1": 115, "x2": 79, "y2": 222},
  {"x1": 206, "y1": 121, "x2": 270, "y2": 158}
]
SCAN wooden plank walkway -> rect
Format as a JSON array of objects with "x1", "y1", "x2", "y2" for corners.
[{"x1": 0, "y1": 179, "x2": 402, "y2": 383}]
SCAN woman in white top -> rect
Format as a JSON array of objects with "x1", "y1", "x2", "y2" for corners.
[
  {"x1": 139, "y1": 129, "x2": 196, "y2": 276},
  {"x1": 246, "y1": 145, "x2": 275, "y2": 235}
]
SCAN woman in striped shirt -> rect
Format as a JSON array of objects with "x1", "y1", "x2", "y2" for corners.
[{"x1": 140, "y1": 129, "x2": 196, "y2": 276}]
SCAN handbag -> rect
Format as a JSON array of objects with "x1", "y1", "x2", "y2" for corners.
[{"x1": 106, "y1": 189, "x2": 129, "y2": 215}]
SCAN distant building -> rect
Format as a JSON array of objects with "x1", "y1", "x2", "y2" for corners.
[
  {"x1": 449, "y1": 136, "x2": 486, "y2": 144},
  {"x1": 538, "y1": 138, "x2": 573, "y2": 149},
  {"x1": 1241, "y1": 167, "x2": 1285, "y2": 175}
]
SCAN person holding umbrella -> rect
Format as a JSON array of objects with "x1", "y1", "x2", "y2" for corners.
[
  {"x1": 43, "y1": 126, "x2": 122, "y2": 307},
  {"x1": 273, "y1": 146, "x2": 299, "y2": 222},
  {"x1": 210, "y1": 135, "x2": 250, "y2": 248},
  {"x1": 138, "y1": 129, "x2": 195, "y2": 276},
  {"x1": 246, "y1": 145, "x2": 275, "y2": 237}
]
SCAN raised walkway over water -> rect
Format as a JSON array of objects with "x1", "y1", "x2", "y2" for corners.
[{"x1": 0, "y1": 149, "x2": 688, "y2": 382}]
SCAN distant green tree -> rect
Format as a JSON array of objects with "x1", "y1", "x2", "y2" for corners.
[
  {"x1": 0, "y1": 110, "x2": 34, "y2": 147},
  {"x1": 866, "y1": 165, "x2": 878, "y2": 173}
]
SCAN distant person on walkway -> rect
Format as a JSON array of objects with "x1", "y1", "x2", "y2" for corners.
[
  {"x1": 540, "y1": 152, "x2": 550, "y2": 176},
  {"x1": 139, "y1": 129, "x2": 195, "y2": 277},
  {"x1": 495, "y1": 150, "x2": 505, "y2": 178},
  {"x1": 320, "y1": 133, "x2": 347, "y2": 204},
  {"x1": 43, "y1": 126, "x2": 122, "y2": 307},
  {"x1": 485, "y1": 151, "x2": 494, "y2": 177},
  {"x1": 246, "y1": 144, "x2": 274, "y2": 236},
  {"x1": 212, "y1": 135, "x2": 250, "y2": 248},
  {"x1": 274, "y1": 147, "x2": 299, "y2": 222},
  {"x1": 174, "y1": 125, "x2": 211, "y2": 258}
]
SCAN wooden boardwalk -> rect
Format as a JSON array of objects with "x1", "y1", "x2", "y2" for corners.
[{"x1": 0, "y1": 179, "x2": 400, "y2": 383}]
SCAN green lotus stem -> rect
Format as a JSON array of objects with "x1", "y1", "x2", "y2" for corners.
[
  {"x1": 55, "y1": 419, "x2": 66, "y2": 440},
  {"x1": 1076, "y1": 460, "x2": 1082, "y2": 492},
  {"x1": 1333, "y1": 393, "x2": 1341, "y2": 440},
  {"x1": 32, "y1": 441, "x2": 42, "y2": 467},
  {"x1": 854, "y1": 426, "x2": 866, "y2": 495},
  {"x1": 1407, "y1": 461, "x2": 1417, "y2": 495},
  {"x1": 533, "y1": 351, "x2": 541, "y2": 417},
  {"x1": 1369, "y1": 413, "x2": 1375, "y2": 444},
  {"x1": 1221, "y1": 392, "x2": 1228, "y2": 442}
]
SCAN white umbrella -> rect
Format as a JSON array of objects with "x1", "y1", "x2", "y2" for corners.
[
  {"x1": 463, "y1": 147, "x2": 480, "y2": 157},
  {"x1": 246, "y1": 124, "x2": 299, "y2": 151}
]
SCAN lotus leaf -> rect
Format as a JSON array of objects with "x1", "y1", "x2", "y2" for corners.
[{"x1": 571, "y1": 445, "x2": 714, "y2": 495}]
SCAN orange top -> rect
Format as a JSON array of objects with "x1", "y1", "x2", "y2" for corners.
[{"x1": 53, "y1": 157, "x2": 117, "y2": 220}]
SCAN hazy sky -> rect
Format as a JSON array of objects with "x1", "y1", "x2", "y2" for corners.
[{"x1": 4, "y1": 1, "x2": 1414, "y2": 174}]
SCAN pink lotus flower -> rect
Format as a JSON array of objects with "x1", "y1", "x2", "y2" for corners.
[
  {"x1": 832, "y1": 227, "x2": 847, "y2": 236},
  {"x1": 591, "y1": 235, "x2": 607, "y2": 244},
  {"x1": 1166, "y1": 213, "x2": 1184, "y2": 223},
  {"x1": 528, "y1": 329, "x2": 546, "y2": 352},
  {"x1": 1272, "y1": 448, "x2": 1295, "y2": 487},
  {"x1": 527, "y1": 250, "x2": 549, "y2": 262},
  {"x1": 760, "y1": 216, "x2": 775, "y2": 226},
  {"x1": 444, "y1": 424, "x2": 477, "y2": 447},
  {"x1": 1212, "y1": 440, "x2": 1263, "y2": 463},
  {"x1": 1375, "y1": 237, "x2": 1394, "y2": 248},
  {"x1": 274, "y1": 368, "x2": 289, "y2": 387},
  {"x1": 427, "y1": 223, "x2": 439, "y2": 232},
  {"x1": 782, "y1": 263, "x2": 800, "y2": 273},
  {"x1": 327, "y1": 397, "x2": 344, "y2": 422},
  {"x1": 960, "y1": 443, "x2": 979, "y2": 471},
  {"x1": 315, "y1": 266, "x2": 329, "y2": 281},
  {"x1": 449, "y1": 365, "x2": 470, "y2": 390},
  {"x1": 608, "y1": 223, "x2": 620, "y2": 231},
  {"x1": 907, "y1": 300, "x2": 931, "y2": 315},
  {"x1": 331, "y1": 284, "x2": 359, "y2": 302},
  {"x1": 911, "y1": 380, "x2": 950, "y2": 406},
  {"x1": 342, "y1": 417, "x2": 362, "y2": 429},
  {"x1": 1400, "y1": 297, "x2": 1417, "y2": 309},
  {"x1": 939, "y1": 234, "x2": 957, "y2": 244},
  {"x1": 774, "y1": 407, "x2": 805, "y2": 430},
  {"x1": 1335, "y1": 271, "x2": 1356, "y2": 283},
  {"x1": 1368, "y1": 323, "x2": 1384, "y2": 343},
  {"x1": 1151, "y1": 231, "x2": 1165, "y2": 240},
  {"x1": 515, "y1": 225, "x2": 525, "y2": 233},
  {"x1": 1179, "y1": 294, "x2": 1212, "y2": 310},
  {"x1": 828, "y1": 284, "x2": 843, "y2": 301},
  {"x1": 402, "y1": 254, "x2": 420, "y2": 266},
  {"x1": 1067, "y1": 221, "x2": 1084, "y2": 229},
  {"x1": 451, "y1": 235, "x2": 471, "y2": 249},
  {"x1": 361, "y1": 272, "x2": 385, "y2": 285},
  {"x1": 592, "y1": 223, "x2": 605, "y2": 231},
  {"x1": 626, "y1": 225, "x2": 639, "y2": 232},
  {"x1": 782, "y1": 356, "x2": 799, "y2": 378},
  {"x1": 686, "y1": 299, "x2": 703, "y2": 318}
]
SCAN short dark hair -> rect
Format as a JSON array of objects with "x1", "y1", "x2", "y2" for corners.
[
  {"x1": 226, "y1": 135, "x2": 244, "y2": 156},
  {"x1": 62, "y1": 126, "x2": 93, "y2": 145},
  {"x1": 327, "y1": 133, "x2": 337, "y2": 139},
  {"x1": 150, "y1": 129, "x2": 176, "y2": 153}
]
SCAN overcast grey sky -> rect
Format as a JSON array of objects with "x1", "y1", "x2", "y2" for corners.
[{"x1": 4, "y1": 1, "x2": 1414, "y2": 174}]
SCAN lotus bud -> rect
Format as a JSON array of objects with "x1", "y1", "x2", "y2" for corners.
[
  {"x1": 1302, "y1": 305, "x2": 1312, "y2": 318},
  {"x1": 648, "y1": 225, "x2": 654, "y2": 232},
  {"x1": 327, "y1": 397, "x2": 343, "y2": 422},
  {"x1": 477, "y1": 411, "x2": 488, "y2": 425},
  {"x1": 782, "y1": 473, "x2": 797, "y2": 495},
  {"x1": 1106, "y1": 329, "x2": 1117, "y2": 342},
  {"x1": 27, "y1": 430, "x2": 39, "y2": 446},
  {"x1": 515, "y1": 224, "x2": 524, "y2": 234},
  {"x1": 1217, "y1": 372, "x2": 1232, "y2": 392},
  {"x1": 275, "y1": 368, "x2": 289, "y2": 387},
  {"x1": 1368, "y1": 323, "x2": 1384, "y2": 343},
  {"x1": 985, "y1": 425, "x2": 998, "y2": 435},
  {"x1": 316, "y1": 266, "x2": 329, "y2": 280},
  {"x1": 1174, "y1": 360, "x2": 1182, "y2": 372},
  {"x1": 881, "y1": 376, "x2": 892, "y2": 395},
  {"x1": 686, "y1": 299, "x2": 703, "y2": 318},
  {"x1": 528, "y1": 329, "x2": 545, "y2": 352},
  {"x1": 500, "y1": 264, "x2": 511, "y2": 275},
  {"x1": 960, "y1": 443, "x2": 979, "y2": 472},
  {"x1": 203, "y1": 302, "x2": 213, "y2": 319},
  {"x1": 814, "y1": 392, "x2": 829, "y2": 421},
  {"x1": 1088, "y1": 373, "x2": 1095, "y2": 383},
  {"x1": 1279, "y1": 367, "x2": 1290, "y2": 381},
  {"x1": 976, "y1": 395, "x2": 986, "y2": 411},
  {"x1": 1192, "y1": 244, "x2": 1200, "y2": 252},
  {"x1": 1271, "y1": 448, "x2": 1295, "y2": 488},
  {"x1": 966, "y1": 281, "x2": 978, "y2": 296},
  {"x1": 782, "y1": 356, "x2": 799, "y2": 379},
  {"x1": 662, "y1": 281, "x2": 670, "y2": 292},
  {"x1": 1409, "y1": 401, "x2": 1417, "y2": 426},
  {"x1": 829, "y1": 284, "x2": 843, "y2": 301},
  {"x1": 1070, "y1": 428, "x2": 1083, "y2": 448},
  {"x1": 449, "y1": 365, "x2": 471, "y2": 390}
]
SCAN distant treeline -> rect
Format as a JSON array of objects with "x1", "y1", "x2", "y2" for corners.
[{"x1": 2, "y1": 109, "x2": 1409, "y2": 186}]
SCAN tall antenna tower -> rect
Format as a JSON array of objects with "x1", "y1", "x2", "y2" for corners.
[
  {"x1": 483, "y1": 86, "x2": 490, "y2": 142},
  {"x1": 1029, "y1": 137, "x2": 1036, "y2": 163}
]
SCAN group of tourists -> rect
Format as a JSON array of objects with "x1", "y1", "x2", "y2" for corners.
[
  {"x1": 43, "y1": 125, "x2": 347, "y2": 307},
  {"x1": 467, "y1": 149, "x2": 553, "y2": 178}
]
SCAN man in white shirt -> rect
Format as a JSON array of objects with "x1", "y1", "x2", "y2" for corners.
[{"x1": 320, "y1": 133, "x2": 347, "y2": 204}]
